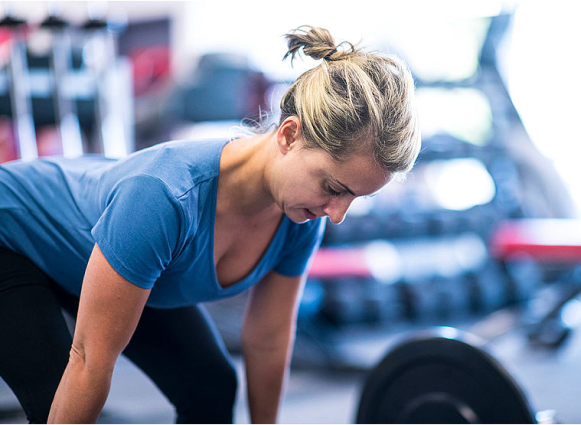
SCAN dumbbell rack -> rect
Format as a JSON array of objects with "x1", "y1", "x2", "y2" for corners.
[{"x1": 0, "y1": 10, "x2": 134, "y2": 162}]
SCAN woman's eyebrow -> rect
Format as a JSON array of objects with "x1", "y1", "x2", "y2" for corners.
[{"x1": 332, "y1": 178, "x2": 357, "y2": 196}]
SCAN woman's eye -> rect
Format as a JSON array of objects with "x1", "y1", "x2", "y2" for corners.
[{"x1": 328, "y1": 187, "x2": 341, "y2": 197}]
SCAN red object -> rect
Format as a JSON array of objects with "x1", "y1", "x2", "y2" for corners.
[
  {"x1": 0, "y1": 117, "x2": 18, "y2": 163},
  {"x1": 308, "y1": 247, "x2": 371, "y2": 278},
  {"x1": 491, "y1": 219, "x2": 581, "y2": 262},
  {"x1": 0, "y1": 28, "x2": 12, "y2": 66},
  {"x1": 129, "y1": 45, "x2": 171, "y2": 97}
]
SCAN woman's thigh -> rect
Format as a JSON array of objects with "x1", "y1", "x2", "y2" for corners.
[
  {"x1": 123, "y1": 304, "x2": 239, "y2": 424},
  {"x1": 0, "y1": 248, "x2": 73, "y2": 423}
]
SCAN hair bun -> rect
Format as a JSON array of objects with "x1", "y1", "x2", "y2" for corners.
[{"x1": 283, "y1": 25, "x2": 355, "y2": 63}]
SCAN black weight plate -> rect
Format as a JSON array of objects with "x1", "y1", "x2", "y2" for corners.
[{"x1": 356, "y1": 328, "x2": 537, "y2": 424}]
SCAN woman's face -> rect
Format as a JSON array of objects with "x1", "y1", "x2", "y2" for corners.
[{"x1": 274, "y1": 143, "x2": 391, "y2": 224}]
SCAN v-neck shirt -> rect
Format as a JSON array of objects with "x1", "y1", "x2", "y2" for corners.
[{"x1": 0, "y1": 139, "x2": 326, "y2": 308}]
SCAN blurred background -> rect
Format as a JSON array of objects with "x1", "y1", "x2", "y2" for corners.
[{"x1": 1, "y1": 0, "x2": 581, "y2": 423}]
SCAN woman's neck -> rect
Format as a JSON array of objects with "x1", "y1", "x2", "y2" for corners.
[{"x1": 217, "y1": 131, "x2": 281, "y2": 219}]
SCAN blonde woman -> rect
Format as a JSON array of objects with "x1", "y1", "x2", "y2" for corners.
[{"x1": 0, "y1": 26, "x2": 420, "y2": 423}]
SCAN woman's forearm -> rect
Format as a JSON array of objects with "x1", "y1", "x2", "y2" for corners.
[
  {"x1": 243, "y1": 339, "x2": 293, "y2": 424},
  {"x1": 48, "y1": 356, "x2": 114, "y2": 424}
]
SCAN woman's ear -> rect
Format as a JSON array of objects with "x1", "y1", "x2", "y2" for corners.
[{"x1": 276, "y1": 116, "x2": 302, "y2": 155}]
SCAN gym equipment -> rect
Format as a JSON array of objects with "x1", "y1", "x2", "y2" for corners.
[
  {"x1": 0, "y1": 14, "x2": 37, "y2": 160},
  {"x1": 308, "y1": 233, "x2": 494, "y2": 324},
  {"x1": 492, "y1": 219, "x2": 581, "y2": 348},
  {"x1": 79, "y1": 8, "x2": 132, "y2": 158},
  {"x1": 0, "y1": 6, "x2": 134, "y2": 162},
  {"x1": 40, "y1": 12, "x2": 83, "y2": 158},
  {"x1": 168, "y1": 53, "x2": 270, "y2": 124},
  {"x1": 464, "y1": 263, "x2": 508, "y2": 313},
  {"x1": 355, "y1": 327, "x2": 544, "y2": 424}
]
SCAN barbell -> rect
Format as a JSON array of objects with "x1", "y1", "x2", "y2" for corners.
[{"x1": 355, "y1": 327, "x2": 547, "y2": 424}]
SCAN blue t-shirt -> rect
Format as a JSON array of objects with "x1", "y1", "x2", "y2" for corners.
[{"x1": 0, "y1": 139, "x2": 326, "y2": 308}]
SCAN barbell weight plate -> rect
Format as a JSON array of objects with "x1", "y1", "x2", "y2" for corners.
[{"x1": 355, "y1": 328, "x2": 537, "y2": 424}]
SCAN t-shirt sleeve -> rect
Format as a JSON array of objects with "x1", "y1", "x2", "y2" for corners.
[
  {"x1": 91, "y1": 174, "x2": 184, "y2": 289},
  {"x1": 274, "y1": 217, "x2": 327, "y2": 277}
]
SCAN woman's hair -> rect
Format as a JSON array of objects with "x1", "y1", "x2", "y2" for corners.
[{"x1": 280, "y1": 26, "x2": 421, "y2": 176}]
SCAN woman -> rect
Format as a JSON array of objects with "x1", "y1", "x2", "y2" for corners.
[{"x1": 0, "y1": 26, "x2": 420, "y2": 423}]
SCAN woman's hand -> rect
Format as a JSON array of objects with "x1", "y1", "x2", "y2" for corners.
[
  {"x1": 241, "y1": 271, "x2": 305, "y2": 424},
  {"x1": 48, "y1": 244, "x2": 151, "y2": 423}
]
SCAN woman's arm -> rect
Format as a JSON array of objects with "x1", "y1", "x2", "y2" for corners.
[
  {"x1": 48, "y1": 244, "x2": 151, "y2": 423},
  {"x1": 241, "y1": 271, "x2": 306, "y2": 424}
]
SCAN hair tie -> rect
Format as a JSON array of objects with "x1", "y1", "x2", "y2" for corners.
[{"x1": 324, "y1": 48, "x2": 338, "y2": 61}]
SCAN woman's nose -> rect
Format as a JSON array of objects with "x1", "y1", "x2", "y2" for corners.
[{"x1": 323, "y1": 197, "x2": 353, "y2": 224}]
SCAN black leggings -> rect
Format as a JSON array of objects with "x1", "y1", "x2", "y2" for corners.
[{"x1": 0, "y1": 248, "x2": 238, "y2": 424}]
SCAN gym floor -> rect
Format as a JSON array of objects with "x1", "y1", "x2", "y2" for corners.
[{"x1": 1, "y1": 317, "x2": 581, "y2": 424}]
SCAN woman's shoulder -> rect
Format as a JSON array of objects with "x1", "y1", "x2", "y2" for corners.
[
  {"x1": 131, "y1": 138, "x2": 229, "y2": 175},
  {"x1": 114, "y1": 138, "x2": 230, "y2": 197}
]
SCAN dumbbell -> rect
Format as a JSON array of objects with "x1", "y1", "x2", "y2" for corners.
[
  {"x1": 355, "y1": 327, "x2": 554, "y2": 424},
  {"x1": 40, "y1": 9, "x2": 84, "y2": 158},
  {"x1": 79, "y1": 5, "x2": 129, "y2": 158}
]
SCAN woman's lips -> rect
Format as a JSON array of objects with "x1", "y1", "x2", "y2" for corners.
[{"x1": 303, "y1": 209, "x2": 317, "y2": 220}]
